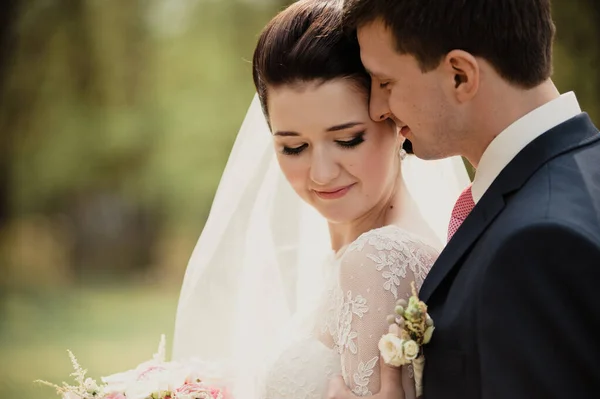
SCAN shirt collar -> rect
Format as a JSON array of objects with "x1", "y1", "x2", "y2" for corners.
[{"x1": 471, "y1": 92, "x2": 581, "y2": 203}]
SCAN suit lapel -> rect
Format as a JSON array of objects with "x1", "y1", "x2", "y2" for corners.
[{"x1": 419, "y1": 113, "x2": 600, "y2": 303}]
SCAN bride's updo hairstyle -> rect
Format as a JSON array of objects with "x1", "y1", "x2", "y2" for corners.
[{"x1": 252, "y1": 0, "x2": 368, "y2": 121}]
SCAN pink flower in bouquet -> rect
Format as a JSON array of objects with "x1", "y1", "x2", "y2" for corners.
[
  {"x1": 174, "y1": 382, "x2": 224, "y2": 399},
  {"x1": 104, "y1": 393, "x2": 127, "y2": 399}
]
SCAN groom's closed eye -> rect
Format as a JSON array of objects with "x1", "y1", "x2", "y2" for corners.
[{"x1": 365, "y1": 67, "x2": 391, "y2": 82}]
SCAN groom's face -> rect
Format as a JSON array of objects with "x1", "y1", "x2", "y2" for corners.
[{"x1": 357, "y1": 20, "x2": 457, "y2": 160}]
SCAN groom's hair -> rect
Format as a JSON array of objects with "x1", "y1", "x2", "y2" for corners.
[
  {"x1": 343, "y1": 0, "x2": 555, "y2": 89},
  {"x1": 252, "y1": 0, "x2": 369, "y2": 121}
]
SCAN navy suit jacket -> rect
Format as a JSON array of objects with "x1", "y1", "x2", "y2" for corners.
[{"x1": 420, "y1": 113, "x2": 600, "y2": 399}]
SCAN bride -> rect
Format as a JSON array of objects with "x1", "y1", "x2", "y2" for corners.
[{"x1": 172, "y1": 0, "x2": 469, "y2": 398}]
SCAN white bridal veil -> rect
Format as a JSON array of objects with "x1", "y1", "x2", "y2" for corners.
[{"x1": 172, "y1": 94, "x2": 470, "y2": 398}]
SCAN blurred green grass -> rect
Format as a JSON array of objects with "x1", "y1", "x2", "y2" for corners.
[{"x1": 0, "y1": 285, "x2": 180, "y2": 398}]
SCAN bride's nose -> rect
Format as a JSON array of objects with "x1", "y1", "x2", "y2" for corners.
[{"x1": 309, "y1": 148, "x2": 340, "y2": 186}]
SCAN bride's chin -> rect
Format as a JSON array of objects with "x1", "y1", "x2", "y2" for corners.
[{"x1": 316, "y1": 209, "x2": 357, "y2": 225}]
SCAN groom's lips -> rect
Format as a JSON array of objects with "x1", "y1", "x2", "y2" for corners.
[{"x1": 314, "y1": 183, "x2": 356, "y2": 200}]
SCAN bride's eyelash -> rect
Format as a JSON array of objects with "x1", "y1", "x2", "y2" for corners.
[
  {"x1": 281, "y1": 143, "x2": 308, "y2": 156},
  {"x1": 336, "y1": 132, "x2": 365, "y2": 148},
  {"x1": 281, "y1": 132, "x2": 365, "y2": 155}
]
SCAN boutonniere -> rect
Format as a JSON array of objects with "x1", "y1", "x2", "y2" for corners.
[{"x1": 378, "y1": 282, "x2": 434, "y2": 397}]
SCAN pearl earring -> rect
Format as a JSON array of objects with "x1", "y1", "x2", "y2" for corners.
[{"x1": 399, "y1": 148, "x2": 407, "y2": 160}]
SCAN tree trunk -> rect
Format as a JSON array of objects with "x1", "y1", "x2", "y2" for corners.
[{"x1": 0, "y1": 0, "x2": 20, "y2": 229}]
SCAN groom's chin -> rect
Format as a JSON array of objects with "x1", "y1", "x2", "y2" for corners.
[{"x1": 407, "y1": 141, "x2": 449, "y2": 161}]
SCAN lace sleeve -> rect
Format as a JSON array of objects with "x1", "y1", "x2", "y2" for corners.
[{"x1": 335, "y1": 226, "x2": 438, "y2": 396}]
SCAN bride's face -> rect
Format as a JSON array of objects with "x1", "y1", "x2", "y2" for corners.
[{"x1": 267, "y1": 79, "x2": 402, "y2": 223}]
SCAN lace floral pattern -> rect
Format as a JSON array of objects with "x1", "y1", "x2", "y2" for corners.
[
  {"x1": 347, "y1": 226, "x2": 436, "y2": 295},
  {"x1": 332, "y1": 291, "x2": 369, "y2": 355},
  {"x1": 264, "y1": 225, "x2": 438, "y2": 398},
  {"x1": 351, "y1": 356, "x2": 379, "y2": 396},
  {"x1": 265, "y1": 338, "x2": 341, "y2": 399}
]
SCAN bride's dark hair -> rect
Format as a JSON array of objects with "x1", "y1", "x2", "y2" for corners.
[{"x1": 252, "y1": 0, "x2": 368, "y2": 120}]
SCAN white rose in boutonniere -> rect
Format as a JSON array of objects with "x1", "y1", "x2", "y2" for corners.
[
  {"x1": 379, "y1": 282, "x2": 435, "y2": 397},
  {"x1": 378, "y1": 333, "x2": 408, "y2": 367},
  {"x1": 402, "y1": 340, "x2": 419, "y2": 361}
]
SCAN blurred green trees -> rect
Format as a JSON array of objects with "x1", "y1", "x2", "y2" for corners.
[{"x1": 0, "y1": 0, "x2": 280, "y2": 288}]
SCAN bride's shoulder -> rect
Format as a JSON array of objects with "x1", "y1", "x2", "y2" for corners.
[
  {"x1": 345, "y1": 225, "x2": 439, "y2": 258},
  {"x1": 337, "y1": 225, "x2": 438, "y2": 295}
]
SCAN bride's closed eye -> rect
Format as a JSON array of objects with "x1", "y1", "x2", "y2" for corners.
[
  {"x1": 281, "y1": 132, "x2": 366, "y2": 156},
  {"x1": 281, "y1": 143, "x2": 308, "y2": 156},
  {"x1": 335, "y1": 132, "x2": 365, "y2": 148}
]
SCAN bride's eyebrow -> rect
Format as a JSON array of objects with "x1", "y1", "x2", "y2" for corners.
[
  {"x1": 274, "y1": 122, "x2": 364, "y2": 137},
  {"x1": 326, "y1": 122, "x2": 364, "y2": 132},
  {"x1": 273, "y1": 131, "x2": 300, "y2": 137}
]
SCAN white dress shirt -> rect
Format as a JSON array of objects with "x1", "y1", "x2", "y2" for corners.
[{"x1": 471, "y1": 92, "x2": 582, "y2": 204}]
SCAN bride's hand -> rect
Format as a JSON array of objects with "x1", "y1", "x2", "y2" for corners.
[{"x1": 327, "y1": 355, "x2": 406, "y2": 399}]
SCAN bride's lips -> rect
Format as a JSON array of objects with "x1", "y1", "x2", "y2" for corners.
[{"x1": 313, "y1": 183, "x2": 356, "y2": 200}]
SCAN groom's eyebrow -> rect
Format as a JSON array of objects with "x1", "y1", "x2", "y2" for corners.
[
  {"x1": 365, "y1": 67, "x2": 386, "y2": 80},
  {"x1": 365, "y1": 67, "x2": 376, "y2": 77}
]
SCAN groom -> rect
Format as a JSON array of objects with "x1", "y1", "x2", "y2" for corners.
[{"x1": 330, "y1": 0, "x2": 600, "y2": 398}]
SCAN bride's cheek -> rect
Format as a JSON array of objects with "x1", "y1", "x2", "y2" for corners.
[{"x1": 279, "y1": 161, "x2": 309, "y2": 193}]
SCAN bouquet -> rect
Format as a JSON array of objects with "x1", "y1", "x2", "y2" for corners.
[
  {"x1": 378, "y1": 282, "x2": 434, "y2": 397},
  {"x1": 36, "y1": 335, "x2": 231, "y2": 399}
]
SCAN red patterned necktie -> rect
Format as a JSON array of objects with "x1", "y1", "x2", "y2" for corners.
[{"x1": 447, "y1": 185, "x2": 475, "y2": 242}]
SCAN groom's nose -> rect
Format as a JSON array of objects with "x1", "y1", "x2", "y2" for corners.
[{"x1": 370, "y1": 85, "x2": 392, "y2": 122}]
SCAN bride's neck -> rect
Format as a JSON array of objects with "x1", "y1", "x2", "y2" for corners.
[
  {"x1": 328, "y1": 165, "x2": 441, "y2": 255},
  {"x1": 328, "y1": 169, "x2": 403, "y2": 255}
]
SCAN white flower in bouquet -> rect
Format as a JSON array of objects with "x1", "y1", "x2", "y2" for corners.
[
  {"x1": 105, "y1": 363, "x2": 189, "y2": 399},
  {"x1": 183, "y1": 358, "x2": 229, "y2": 384},
  {"x1": 83, "y1": 378, "x2": 100, "y2": 393},
  {"x1": 123, "y1": 379, "x2": 169, "y2": 399},
  {"x1": 100, "y1": 360, "x2": 161, "y2": 391}
]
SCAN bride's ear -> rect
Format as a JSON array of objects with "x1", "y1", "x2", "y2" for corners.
[
  {"x1": 395, "y1": 125, "x2": 406, "y2": 146},
  {"x1": 441, "y1": 50, "x2": 480, "y2": 103}
]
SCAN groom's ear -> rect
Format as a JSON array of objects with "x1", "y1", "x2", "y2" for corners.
[{"x1": 442, "y1": 50, "x2": 480, "y2": 103}]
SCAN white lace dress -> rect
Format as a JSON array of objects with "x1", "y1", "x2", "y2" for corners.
[{"x1": 264, "y1": 225, "x2": 439, "y2": 399}]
